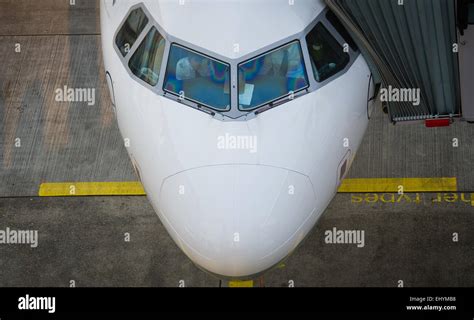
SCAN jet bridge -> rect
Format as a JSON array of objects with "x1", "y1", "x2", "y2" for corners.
[{"x1": 325, "y1": 0, "x2": 474, "y2": 124}]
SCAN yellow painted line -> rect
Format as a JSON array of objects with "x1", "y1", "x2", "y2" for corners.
[
  {"x1": 39, "y1": 177, "x2": 458, "y2": 196},
  {"x1": 228, "y1": 280, "x2": 254, "y2": 288},
  {"x1": 39, "y1": 182, "x2": 146, "y2": 197},
  {"x1": 338, "y1": 177, "x2": 457, "y2": 193}
]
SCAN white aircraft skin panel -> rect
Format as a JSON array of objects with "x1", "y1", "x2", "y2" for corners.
[
  {"x1": 159, "y1": 165, "x2": 317, "y2": 277},
  {"x1": 144, "y1": 0, "x2": 326, "y2": 59},
  {"x1": 100, "y1": 0, "x2": 371, "y2": 278},
  {"x1": 249, "y1": 55, "x2": 371, "y2": 187}
]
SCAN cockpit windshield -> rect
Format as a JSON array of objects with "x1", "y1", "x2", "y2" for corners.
[
  {"x1": 116, "y1": 5, "x2": 357, "y2": 118},
  {"x1": 163, "y1": 44, "x2": 231, "y2": 111},
  {"x1": 238, "y1": 41, "x2": 309, "y2": 110}
]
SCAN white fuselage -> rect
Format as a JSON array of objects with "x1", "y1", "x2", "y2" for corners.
[{"x1": 100, "y1": 0, "x2": 372, "y2": 278}]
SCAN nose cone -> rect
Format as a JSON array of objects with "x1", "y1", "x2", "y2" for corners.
[{"x1": 157, "y1": 165, "x2": 317, "y2": 278}]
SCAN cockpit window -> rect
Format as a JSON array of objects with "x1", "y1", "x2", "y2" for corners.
[
  {"x1": 237, "y1": 41, "x2": 309, "y2": 110},
  {"x1": 115, "y1": 8, "x2": 149, "y2": 57},
  {"x1": 163, "y1": 44, "x2": 231, "y2": 111},
  {"x1": 113, "y1": 6, "x2": 358, "y2": 118},
  {"x1": 306, "y1": 22, "x2": 350, "y2": 82},
  {"x1": 129, "y1": 27, "x2": 166, "y2": 86}
]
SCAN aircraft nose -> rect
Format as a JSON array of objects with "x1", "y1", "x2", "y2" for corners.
[{"x1": 157, "y1": 165, "x2": 317, "y2": 278}]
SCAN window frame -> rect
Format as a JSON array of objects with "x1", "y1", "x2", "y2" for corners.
[
  {"x1": 113, "y1": 4, "x2": 171, "y2": 94},
  {"x1": 236, "y1": 40, "x2": 310, "y2": 112},
  {"x1": 114, "y1": 6, "x2": 150, "y2": 57},
  {"x1": 162, "y1": 43, "x2": 232, "y2": 112},
  {"x1": 127, "y1": 26, "x2": 167, "y2": 87},
  {"x1": 305, "y1": 21, "x2": 351, "y2": 83},
  {"x1": 113, "y1": 5, "x2": 360, "y2": 120},
  {"x1": 301, "y1": 10, "x2": 359, "y2": 90}
]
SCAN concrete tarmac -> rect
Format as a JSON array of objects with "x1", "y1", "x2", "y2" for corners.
[{"x1": 0, "y1": 193, "x2": 472, "y2": 287}]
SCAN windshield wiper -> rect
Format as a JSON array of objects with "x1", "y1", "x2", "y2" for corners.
[
  {"x1": 254, "y1": 89, "x2": 309, "y2": 115},
  {"x1": 197, "y1": 104, "x2": 216, "y2": 116}
]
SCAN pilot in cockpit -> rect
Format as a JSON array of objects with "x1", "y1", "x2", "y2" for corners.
[
  {"x1": 175, "y1": 55, "x2": 211, "y2": 80},
  {"x1": 258, "y1": 44, "x2": 305, "y2": 80},
  {"x1": 308, "y1": 31, "x2": 337, "y2": 81}
]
